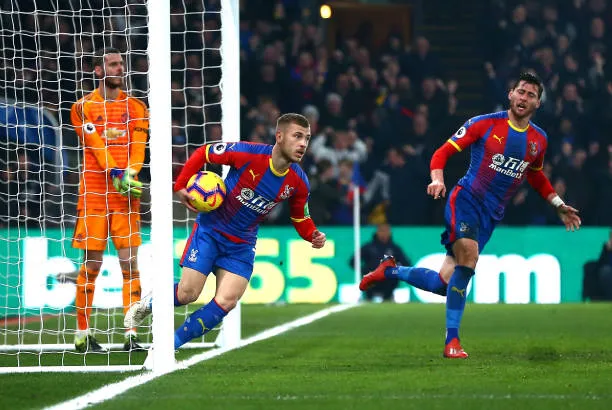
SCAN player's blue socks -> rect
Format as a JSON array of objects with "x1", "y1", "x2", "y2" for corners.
[
  {"x1": 385, "y1": 266, "x2": 448, "y2": 296},
  {"x1": 174, "y1": 299, "x2": 228, "y2": 349},
  {"x1": 445, "y1": 265, "x2": 475, "y2": 344}
]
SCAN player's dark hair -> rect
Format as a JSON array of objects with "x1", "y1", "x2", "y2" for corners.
[
  {"x1": 276, "y1": 113, "x2": 310, "y2": 130},
  {"x1": 93, "y1": 47, "x2": 122, "y2": 69},
  {"x1": 512, "y1": 72, "x2": 544, "y2": 98}
]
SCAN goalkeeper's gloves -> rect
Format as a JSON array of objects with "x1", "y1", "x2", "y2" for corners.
[{"x1": 110, "y1": 168, "x2": 143, "y2": 198}]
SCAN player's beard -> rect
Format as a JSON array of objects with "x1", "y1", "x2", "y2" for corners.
[
  {"x1": 104, "y1": 76, "x2": 124, "y2": 89},
  {"x1": 283, "y1": 146, "x2": 300, "y2": 163},
  {"x1": 511, "y1": 100, "x2": 534, "y2": 120}
]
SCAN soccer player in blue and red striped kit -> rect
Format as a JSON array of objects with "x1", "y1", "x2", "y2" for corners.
[
  {"x1": 360, "y1": 72, "x2": 582, "y2": 358},
  {"x1": 125, "y1": 113, "x2": 326, "y2": 349}
]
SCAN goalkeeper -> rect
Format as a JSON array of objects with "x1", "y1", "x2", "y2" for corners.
[{"x1": 69, "y1": 47, "x2": 149, "y2": 353}]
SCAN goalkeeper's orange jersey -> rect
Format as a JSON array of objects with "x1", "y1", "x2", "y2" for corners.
[{"x1": 70, "y1": 89, "x2": 149, "y2": 210}]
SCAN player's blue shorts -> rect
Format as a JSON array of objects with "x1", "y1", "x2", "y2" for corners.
[
  {"x1": 441, "y1": 185, "x2": 498, "y2": 256},
  {"x1": 180, "y1": 222, "x2": 256, "y2": 280}
]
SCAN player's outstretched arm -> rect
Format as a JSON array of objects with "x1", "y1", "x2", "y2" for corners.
[
  {"x1": 289, "y1": 186, "x2": 325, "y2": 248},
  {"x1": 550, "y1": 195, "x2": 581, "y2": 231},
  {"x1": 526, "y1": 168, "x2": 581, "y2": 231}
]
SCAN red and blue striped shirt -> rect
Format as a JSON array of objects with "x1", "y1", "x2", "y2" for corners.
[
  {"x1": 444, "y1": 111, "x2": 549, "y2": 220},
  {"x1": 174, "y1": 142, "x2": 315, "y2": 244}
]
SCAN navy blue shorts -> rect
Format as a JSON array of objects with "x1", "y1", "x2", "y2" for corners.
[
  {"x1": 441, "y1": 185, "x2": 497, "y2": 256},
  {"x1": 180, "y1": 222, "x2": 256, "y2": 280}
]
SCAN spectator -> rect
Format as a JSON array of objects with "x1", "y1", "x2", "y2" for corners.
[
  {"x1": 308, "y1": 159, "x2": 341, "y2": 225},
  {"x1": 309, "y1": 129, "x2": 367, "y2": 168},
  {"x1": 349, "y1": 223, "x2": 411, "y2": 302},
  {"x1": 382, "y1": 147, "x2": 428, "y2": 225},
  {"x1": 583, "y1": 230, "x2": 612, "y2": 301},
  {"x1": 330, "y1": 159, "x2": 359, "y2": 225}
]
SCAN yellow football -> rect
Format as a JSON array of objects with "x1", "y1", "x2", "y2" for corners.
[{"x1": 185, "y1": 171, "x2": 227, "y2": 212}]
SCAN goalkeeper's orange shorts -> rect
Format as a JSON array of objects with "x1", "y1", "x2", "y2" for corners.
[{"x1": 72, "y1": 209, "x2": 142, "y2": 251}]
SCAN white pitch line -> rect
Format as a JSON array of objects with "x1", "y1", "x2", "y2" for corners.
[{"x1": 43, "y1": 303, "x2": 358, "y2": 410}]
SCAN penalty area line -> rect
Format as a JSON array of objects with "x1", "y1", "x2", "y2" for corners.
[{"x1": 43, "y1": 303, "x2": 359, "y2": 410}]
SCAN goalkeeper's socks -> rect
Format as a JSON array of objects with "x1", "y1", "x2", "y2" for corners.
[
  {"x1": 122, "y1": 269, "x2": 141, "y2": 316},
  {"x1": 75, "y1": 266, "x2": 99, "y2": 331},
  {"x1": 385, "y1": 266, "x2": 448, "y2": 296},
  {"x1": 173, "y1": 283, "x2": 184, "y2": 307},
  {"x1": 445, "y1": 265, "x2": 475, "y2": 344},
  {"x1": 174, "y1": 298, "x2": 228, "y2": 349}
]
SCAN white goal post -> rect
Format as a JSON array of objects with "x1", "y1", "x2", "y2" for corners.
[{"x1": 0, "y1": 0, "x2": 241, "y2": 373}]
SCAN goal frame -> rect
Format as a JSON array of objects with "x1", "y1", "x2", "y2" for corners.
[{"x1": 0, "y1": 0, "x2": 241, "y2": 374}]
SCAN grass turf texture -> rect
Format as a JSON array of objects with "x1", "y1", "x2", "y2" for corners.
[{"x1": 2, "y1": 303, "x2": 612, "y2": 410}]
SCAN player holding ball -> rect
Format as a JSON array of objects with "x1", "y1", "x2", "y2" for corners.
[{"x1": 125, "y1": 113, "x2": 325, "y2": 350}]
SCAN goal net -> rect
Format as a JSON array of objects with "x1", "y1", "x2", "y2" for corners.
[{"x1": 0, "y1": 0, "x2": 240, "y2": 373}]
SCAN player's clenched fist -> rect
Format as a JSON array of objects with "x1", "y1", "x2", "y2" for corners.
[{"x1": 311, "y1": 230, "x2": 326, "y2": 249}]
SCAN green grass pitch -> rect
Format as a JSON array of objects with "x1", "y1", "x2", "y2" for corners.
[{"x1": 1, "y1": 303, "x2": 611, "y2": 410}]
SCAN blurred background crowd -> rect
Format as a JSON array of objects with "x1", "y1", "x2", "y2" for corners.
[{"x1": 0, "y1": 0, "x2": 611, "y2": 229}]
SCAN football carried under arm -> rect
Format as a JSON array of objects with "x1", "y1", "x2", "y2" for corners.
[{"x1": 172, "y1": 145, "x2": 208, "y2": 212}]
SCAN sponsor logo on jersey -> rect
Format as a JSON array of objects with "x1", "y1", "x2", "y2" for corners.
[
  {"x1": 279, "y1": 184, "x2": 294, "y2": 199},
  {"x1": 492, "y1": 134, "x2": 504, "y2": 144},
  {"x1": 489, "y1": 154, "x2": 529, "y2": 179},
  {"x1": 236, "y1": 188, "x2": 277, "y2": 214},
  {"x1": 103, "y1": 128, "x2": 126, "y2": 141}
]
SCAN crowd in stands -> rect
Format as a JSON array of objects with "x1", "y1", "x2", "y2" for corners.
[
  {"x1": 482, "y1": 0, "x2": 612, "y2": 226},
  {"x1": 0, "y1": 0, "x2": 610, "y2": 228}
]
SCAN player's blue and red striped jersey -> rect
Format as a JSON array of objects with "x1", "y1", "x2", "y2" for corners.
[
  {"x1": 446, "y1": 111, "x2": 548, "y2": 220},
  {"x1": 174, "y1": 142, "x2": 314, "y2": 245}
]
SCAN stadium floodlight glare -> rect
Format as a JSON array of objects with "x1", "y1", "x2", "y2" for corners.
[{"x1": 320, "y1": 5, "x2": 332, "y2": 19}]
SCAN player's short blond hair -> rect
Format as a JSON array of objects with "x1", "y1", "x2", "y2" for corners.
[{"x1": 276, "y1": 113, "x2": 310, "y2": 130}]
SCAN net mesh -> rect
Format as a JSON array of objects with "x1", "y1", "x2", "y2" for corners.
[{"x1": 0, "y1": 0, "x2": 228, "y2": 369}]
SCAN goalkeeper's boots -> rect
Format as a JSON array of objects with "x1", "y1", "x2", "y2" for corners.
[
  {"x1": 124, "y1": 334, "x2": 146, "y2": 352},
  {"x1": 124, "y1": 292, "x2": 152, "y2": 328},
  {"x1": 443, "y1": 338, "x2": 469, "y2": 359},
  {"x1": 74, "y1": 334, "x2": 108, "y2": 353},
  {"x1": 359, "y1": 255, "x2": 396, "y2": 291}
]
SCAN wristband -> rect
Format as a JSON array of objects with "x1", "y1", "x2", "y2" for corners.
[{"x1": 551, "y1": 195, "x2": 565, "y2": 208}]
